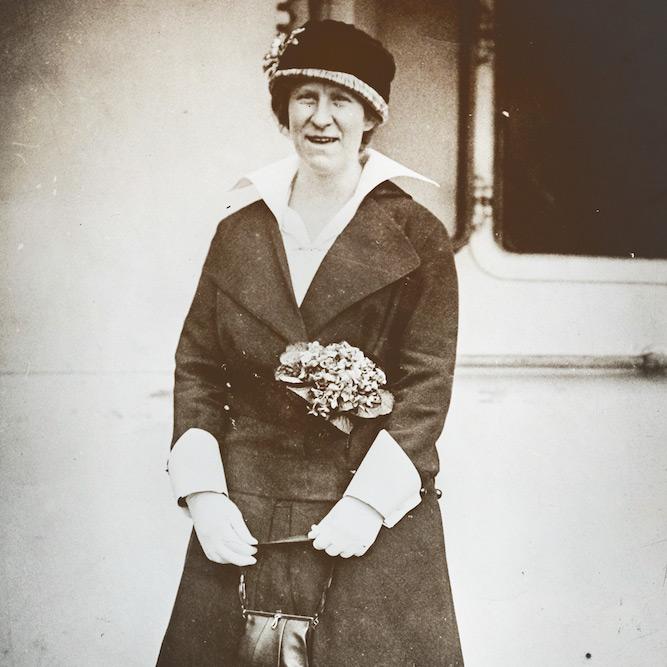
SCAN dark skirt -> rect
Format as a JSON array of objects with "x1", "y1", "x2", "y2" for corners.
[{"x1": 157, "y1": 488, "x2": 463, "y2": 666}]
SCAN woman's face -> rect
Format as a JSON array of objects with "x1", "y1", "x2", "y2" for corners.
[{"x1": 287, "y1": 81, "x2": 375, "y2": 177}]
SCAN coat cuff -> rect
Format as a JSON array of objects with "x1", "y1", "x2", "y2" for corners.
[
  {"x1": 344, "y1": 429, "x2": 422, "y2": 528},
  {"x1": 167, "y1": 428, "x2": 228, "y2": 505}
]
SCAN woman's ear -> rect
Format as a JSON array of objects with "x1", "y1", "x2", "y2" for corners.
[{"x1": 363, "y1": 114, "x2": 378, "y2": 132}]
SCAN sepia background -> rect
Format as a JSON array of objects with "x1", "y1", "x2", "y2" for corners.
[{"x1": 1, "y1": 0, "x2": 666, "y2": 665}]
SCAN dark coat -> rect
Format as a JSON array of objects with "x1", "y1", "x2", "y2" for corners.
[{"x1": 158, "y1": 181, "x2": 463, "y2": 666}]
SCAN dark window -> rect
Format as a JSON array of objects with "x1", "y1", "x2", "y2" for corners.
[{"x1": 495, "y1": 1, "x2": 667, "y2": 259}]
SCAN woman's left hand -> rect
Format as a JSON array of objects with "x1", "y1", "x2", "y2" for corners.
[{"x1": 309, "y1": 496, "x2": 383, "y2": 558}]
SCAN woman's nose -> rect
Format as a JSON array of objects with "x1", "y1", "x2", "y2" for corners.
[{"x1": 310, "y1": 100, "x2": 333, "y2": 127}]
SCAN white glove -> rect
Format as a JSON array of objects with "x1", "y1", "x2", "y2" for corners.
[
  {"x1": 308, "y1": 496, "x2": 383, "y2": 558},
  {"x1": 186, "y1": 491, "x2": 258, "y2": 566}
]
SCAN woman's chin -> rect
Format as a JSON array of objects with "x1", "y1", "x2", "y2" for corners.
[{"x1": 299, "y1": 153, "x2": 344, "y2": 177}]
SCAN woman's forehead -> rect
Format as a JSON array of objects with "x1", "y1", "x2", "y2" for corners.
[{"x1": 290, "y1": 80, "x2": 353, "y2": 96}]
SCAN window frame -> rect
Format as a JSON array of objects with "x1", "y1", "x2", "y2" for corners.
[{"x1": 462, "y1": 0, "x2": 667, "y2": 286}]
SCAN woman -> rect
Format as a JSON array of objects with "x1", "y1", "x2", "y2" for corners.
[{"x1": 158, "y1": 20, "x2": 463, "y2": 666}]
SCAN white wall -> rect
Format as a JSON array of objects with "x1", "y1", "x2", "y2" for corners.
[
  {"x1": 1, "y1": 0, "x2": 292, "y2": 374},
  {"x1": 440, "y1": 370, "x2": 667, "y2": 666}
]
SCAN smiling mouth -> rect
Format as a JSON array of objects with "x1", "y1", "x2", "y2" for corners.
[{"x1": 306, "y1": 136, "x2": 338, "y2": 144}]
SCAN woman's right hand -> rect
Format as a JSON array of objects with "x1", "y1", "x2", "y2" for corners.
[{"x1": 186, "y1": 491, "x2": 258, "y2": 566}]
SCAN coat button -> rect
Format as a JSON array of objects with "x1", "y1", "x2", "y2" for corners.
[
  {"x1": 435, "y1": 488, "x2": 443, "y2": 499},
  {"x1": 419, "y1": 487, "x2": 426, "y2": 497}
]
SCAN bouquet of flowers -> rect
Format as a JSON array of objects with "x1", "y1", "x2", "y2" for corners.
[{"x1": 274, "y1": 341, "x2": 394, "y2": 434}]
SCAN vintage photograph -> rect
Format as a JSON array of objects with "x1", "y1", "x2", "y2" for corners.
[{"x1": 1, "y1": 1, "x2": 665, "y2": 665}]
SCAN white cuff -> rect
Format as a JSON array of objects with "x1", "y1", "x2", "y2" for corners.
[
  {"x1": 167, "y1": 428, "x2": 228, "y2": 503},
  {"x1": 344, "y1": 429, "x2": 422, "y2": 528}
]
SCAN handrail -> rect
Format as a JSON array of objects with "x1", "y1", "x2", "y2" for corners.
[{"x1": 457, "y1": 352, "x2": 667, "y2": 374}]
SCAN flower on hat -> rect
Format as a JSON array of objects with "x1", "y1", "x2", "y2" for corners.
[{"x1": 262, "y1": 27, "x2": 305, "y2": 78}]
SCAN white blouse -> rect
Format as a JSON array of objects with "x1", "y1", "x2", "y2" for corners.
[{"x1": 168, "y1": 149, "x2": 438, "y2": 527}]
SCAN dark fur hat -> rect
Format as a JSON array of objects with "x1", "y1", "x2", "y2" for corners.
[{"x1": 263, "y1": 20, "x2": 396, "y2": 123}]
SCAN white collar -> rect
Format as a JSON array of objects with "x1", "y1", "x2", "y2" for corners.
[{"x1": 230, "y1": 149, "x2": 438, "y2": 224}]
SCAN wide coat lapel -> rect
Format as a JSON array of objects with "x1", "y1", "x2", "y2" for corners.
[
  {"x1": 300, "y1": 188, "x2": 421, "y2": 336},
  {"x1": 207, "y1": 201, "x2": 308, "y2": 343}
]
